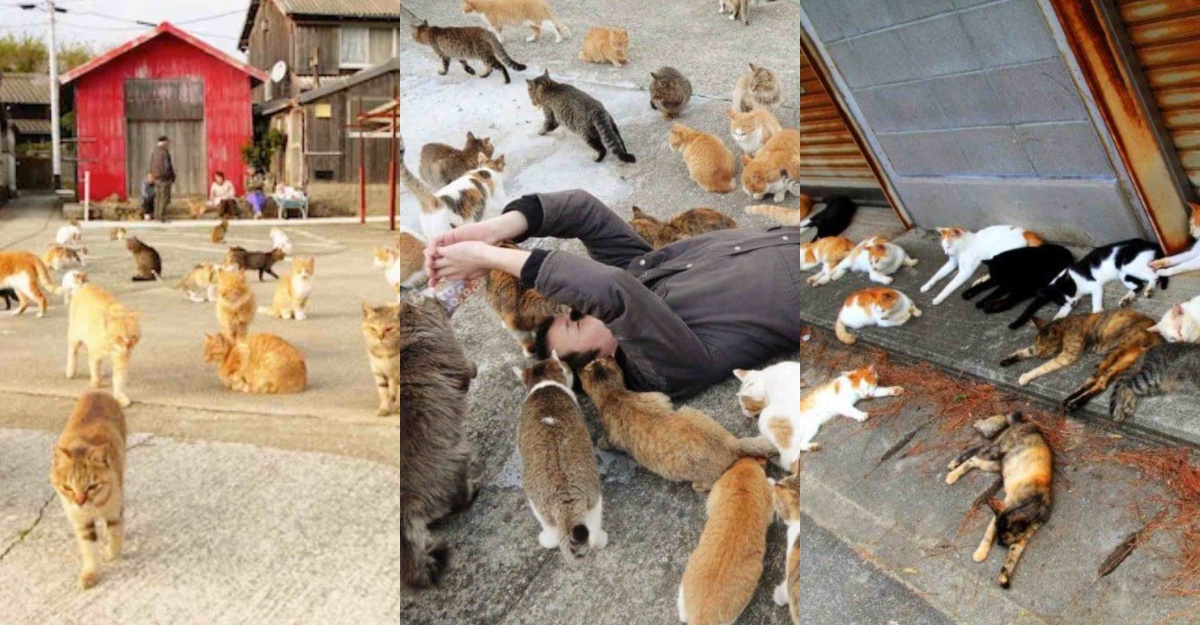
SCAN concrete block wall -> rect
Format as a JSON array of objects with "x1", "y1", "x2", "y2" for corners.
[{"x1": 801, "y1": 0, "x2": 1148, "y2": 245}]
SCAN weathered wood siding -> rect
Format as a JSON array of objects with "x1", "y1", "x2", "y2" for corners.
[{"x1": 303, "y1": 69, "x2": 397, "y2": 184}]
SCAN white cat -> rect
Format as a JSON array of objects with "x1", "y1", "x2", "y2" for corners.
[
  {"x1": 922, "y1": 226, "x2": 1043, "y2": 305},
  {"x1": 269, "y1": 227, "x2": 292, "y2": 255},
  {"x1": 827, "y1": 236, "x2": 919, "y2": 285},
  {"x1": 60, "y1": 270, "x2": 87, "y2": 305},
  {"x1": 835, "y1": 287, "x2": 922, "y2": 345},
  {"x1": 55, "y1": 221, "x2": 82, "y2": 246},
  {"x1": 1151, "y1": 295, "x2": 1200, "y2": 343},
  {"x1": 1151, "y1": 202, "x2": 1200, "y2": 278}
]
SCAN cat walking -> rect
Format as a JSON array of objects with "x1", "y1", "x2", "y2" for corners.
[
  {"x1": 527, "y1": 70, "x2": 636, "y2": 163},
  {"x1": 462, "y1": 0, "x2": 571, "y2": 43},
  {"x1": 0, "y1": 250, "x2": 60, "y2": 317},
  {"x1": 411, "y1": 21, "x2": 526, "y2": 83},
  {"x1": 67, "y1": 284, "x2": 141, "y2": 407},
  {"x1": 400, "y1": 144, "x2": 507, "y2": 241}
]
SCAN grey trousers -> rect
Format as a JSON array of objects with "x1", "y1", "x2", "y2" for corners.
[{"x1": 154, "y1": 181, "x2": 172, "y2": 221}]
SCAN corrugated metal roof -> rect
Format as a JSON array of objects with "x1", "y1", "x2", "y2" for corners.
[
  {"x1": 61, "y1": 22, "x2": 268, "y2": 86},
  {"x1": 0, "y1": 73, "x2": 51, "y2": 105},
  {"x1": 12, "y1": 119, "x2": 52, "y2": 135},
  {"x1": 297, "y1": 57, "x2": 398, "y2": 104},
  {"x1": 276, "y1": 0, "x2": 403, "y2": 18}
]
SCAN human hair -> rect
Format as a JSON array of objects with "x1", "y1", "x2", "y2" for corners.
[
  {"x1": 214, "y1": 171, "x2": 226, "y2": 180},
  {"x1": 533, "y1": 313, "x2": 599, "y2": 380}
]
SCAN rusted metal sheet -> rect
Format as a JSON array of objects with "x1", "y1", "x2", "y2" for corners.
[{"x1": 798, "y1": 47, "x2": 878, "y2": 189}]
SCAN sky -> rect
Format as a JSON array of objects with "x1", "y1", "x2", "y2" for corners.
[{"x1": 0, "y1": 0, "x2": 251, "y2": 58}]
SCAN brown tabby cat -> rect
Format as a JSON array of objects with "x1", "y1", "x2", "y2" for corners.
[
  {"x1": 226, "y1": 246, "x2": 286, "y2": 281},
  {"x1": 649, "y1": 66, "x2": 692, "y2": 119},
  {"x1": 51, "y1": 391, "x2": 127, "y2": 590},
  {"x1": 419, "y1": 132, "x2": 496, "y2": 189},
  {"x1": 67, "y1": 284, "x2": 141, "y2": 408},
  {"x1": 769, "y1": 471, "x2": 801, "y2": 623},
  {"x1": 259, "y1": 257, "x2": 315, "y2": 320},
  {"x1": 527, "y1": 70, "x2": 636, "y2": 163},
  {"x1": 410, "y1": 20, "x2": 527, "y2": 84},
  {"x1": 362, "y1": 303, "x2": 401, "y2": 416},
  {"x1": 579, "y1": 357, "x2": 777, "y2": 491},
  {"x1": 669, "y1": 123, "x2": 737, "y2": 194},
  {"x1": 1000, "y1": 310, "x2": 1162, "y2": 412},
  {"x1": 215, "y1": 268, "x2": 255, "y2": 340},
  {"x1": 485, "y1": 246, "x2": 567, "y2": 356},
  {"x1": 629, "y1": 206, "x2": 737, "y2": 249},
  {"x1": 202, "y1": 332, "x2": 307, "y2": 394},
  {"x1": 732, "y1": 63, "x2": 781, "y2": 112},
  {"x1": 124, "y1": 236, "x2": 162, "y2": 282},
  {"x1": 0, "y1": 250, "x2": 60, "y2": 317},
  {"x1": 211, "y1": 218, "x2": 228, "y2": 244}
]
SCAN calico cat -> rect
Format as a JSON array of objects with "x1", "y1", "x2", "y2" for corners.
[
  {"x1": 400, "y1": 145, "x2": 507, "y2": 241},
  {"x1": 1010, "y1": 239, "x2": 1165, "y2": 327},
  {"x1": 124, "y1": 236, "x2": 162, "y2": 282},
  {"x1": 51, "y1": 391, "x2": 127, "y2": 590},
  {"x1": 1000, "y1": 311, "x2": 1162, "y2": 411},
  {"x1": 515, "y1": 353, "x2": 607, "y2": 560},
  {"x1": 799, "y1": 236, "x2": 856, "y2": 286},
  {"x1": 1149, "y1": 201, "x2": 1200, "y2": 277},
  {"x1": 740, "y1": 129, "x2": 801, "y2": 202},
  {"x1": 362, "y1": 303, "x2": 401, "y2": 416},
  {"x1": 485, "y1": 251, "x2": 566, "y2": 356},
  {"x1": 269, "y1": 227, "x2": 292, "y2": 255},
  {"x1": 668, "y1": 123, "x2": 737, "y2": 194},
  {"x1": 211, "y1": 218, "x2": 228, "y2": 244},
  {"x1": 579, "y1": 357, "x2": 777, "y2": 491},
  {"x1": 259, "y1": 257, "x2": 315, "y2": 320},
  {"x1": 411, "y1": 21, "x2": 527, "y2": 84},
  {"x1": 0, "y1": 250, "x2": 59, "y2": 317},
  {"x1": 769, "y1": 471, "x2": 801, "y2": 624},
  {"x1": 215, "y1": 268, "x2": 256, "y2": 340},
  {"x1": 1150, "y1": 294, "x2": 1200, "y2": 342},
  {"x1": 67, "y1": 284, "x2": 141, "y2": 408},
  {"x1": 922, "y1": 226, "x2": 1043, "y2": 305},
  {"x1": 732, "y1": 63, "x2": 780, "y2": 112},
  {"x1": 461, "y1": 0, "x2": 571, "y2": 43},
  {"x1": 527, "y1": 70, "x2": 636, "y2": 163},
  {"x1": 947, "y1": 412, "x2": 1052, "y2": 589},
  {"x1": 823, "y1": 236, "x2": 918, "y2": 286},
  {"x1": 677, "y1": 457, "x2": 772, "y2": 625},
  {"x1": 727, "y1": 107, "x2": 782, "y2": 155},
  {"x1": 400, "y1": 294, "x2": 479, "y2": 587},
  {"x1": 202, "y1": 332, "x2": 306, "y2": 394},
  {"x1": 56, "y1": 220, "x2": 82, "y2": 246},
  {"x1": 1109, "y1": 343, "x2": 1200, "y2": 421},
  {"x1": 60, "y1": 270, "x2": 87, "y2": 306},
  {"x1": 650, "y1": 66, "x2": 692, "y2": 119},
  {"x1": 44, "y1": 245, "x2": 86, "y2": 270},
  {"x1": 420, "y1": 132, "x2": 496, "y2": 189},
  {"x1": 961, "y1": 245, "x2": 1074, "y2": 317},
  {"x1": 109, "y1": 227, "x2": 126, "y2": 242},
  {"x1": 628, "y1": 206, "x2": 737, "y2": 249},
  {"x1": 226, "y1": 246, "x2": 287, "y2": 281},
  {"x1": 177, "y1": 264, "x2": 219, "y2": 303},
  {"x1": 579, "y1": 27, "x2": 629, "y2": 67}
]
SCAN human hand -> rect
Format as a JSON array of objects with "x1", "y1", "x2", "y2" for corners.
[
  {"x1": 427, "y1": 241, "x2": 494, "y2": 286},
  {"x1": 424, "y1": 223, "x2": 497, "y2": 286}
]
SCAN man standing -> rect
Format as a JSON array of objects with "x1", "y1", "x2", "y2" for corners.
[{"x1": 149, "y1": 136, "x2": 175, "y2": 222}]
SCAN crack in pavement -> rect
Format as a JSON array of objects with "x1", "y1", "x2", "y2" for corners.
[{"x1": 0, "y1": 492, "x2": 55, "y2": 563}]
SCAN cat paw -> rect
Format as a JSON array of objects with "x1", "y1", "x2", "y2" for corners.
[
  {"x1": 920, "y1": 284, "x2": 931, "y2": 293},
  {"x1": 114, "y1": 394, "x2": 131, "y2": 408},
  {"x1": 876, "y1": 275, "x2": 893, "y2": 285},
  {"x1": 538, "y1": 529, "x2": 558, "y2": 549},
  {"x1": 437, "y1": 69, "x2": 448, "y2": 76},
  {"x1": 78, "y1": 570, "x2": 98, "y2": 590},
  {"x1": 525, "y1": 35, "x2": 536, "y2": 42},
  {"x1": 1118, "y1": 295, "x2": 1134, "y2": 308},
  {"x1": 592, "y1": 530, "x2": 608, "y2": 549},
  {"x1": 853, "y1": 412, "x2": 869, "y2": 422},
  {"x1": 773, "y1": 583, "x2": 788, "y2": 606},
  {"x1": 973, "y1": 545, "x2": 990, "y2": 563},
  {"x1": 376, "y1": 406, "x2": 392, "y2": 417},
  {"x1": 596, "y1": 436, "x2": 612, "y2": 451},
  {"x1": 911, "y1": 307, "x2": 922, "y2": 318},
  {"x1": 1149, "y1": 259, "x2": 1168, "y2": 270},
  {"x1": 945, "y1": 471, "x2": 960, "y2": 485},
  {"x1": 890, "y1": 386, "x2": 905, "y2": 396},
  {"x1": 1017, "y1": 373, "x2": 1034, "y2": 387}
]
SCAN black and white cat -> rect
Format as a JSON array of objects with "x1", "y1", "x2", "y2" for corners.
[
  {"x1": 1010, "y1": 238, "x2": 1165, "y2": 328},
  {"x1": 960, "y1": 244, "x2": 1074, "y2": 315}
]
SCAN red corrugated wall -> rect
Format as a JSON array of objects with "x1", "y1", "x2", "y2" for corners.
[{"x1": 74, "y1": 34, "x2": 253, "y2": 201}]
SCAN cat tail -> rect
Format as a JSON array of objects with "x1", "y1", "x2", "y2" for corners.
[
  {"x1": 33, "y1": 257, "x2": 62, "y2": 295},
  {"x1": 401, "y1": 517, "x2": 450, "y2": 588},
  {"x1": 1109, "y1": 367, "x2": 1159, "y2": 422},
  {"x1": 734, "y1": 435, "x2": 779, "y2": 460},
  {"x1": 1008, "y1": 295, "x2": 1048, "y2": 330},
  {"x1": 257, "y1": 304, "x2": 280, "y2": 318},
  {"x1": 596, "y1": 113, "x2": 636, "y2": 163},
  {"x1": 398, "y1": 143, "x2": 440, "y2": 212},
  {"x1": 555, "y1": 503, "x2": 590, "y2": 563},
  {"x1": 744, "y1": 204, "x2": 808, "y2": 226},
  {"x1": 834, "y1": 316, "x2": 857, "y2": 345},
  {"x1": 483, "y1": 32, "x2": 526, "y2": 70}
]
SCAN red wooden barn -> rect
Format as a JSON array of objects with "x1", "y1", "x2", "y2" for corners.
[{"x1": 62, "y1": 22, "x2": 267, "y2": 201}]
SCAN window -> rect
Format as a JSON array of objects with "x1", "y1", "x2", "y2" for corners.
[{"x1": 339, "y1": 27, "x2": 369, "y2": 68}]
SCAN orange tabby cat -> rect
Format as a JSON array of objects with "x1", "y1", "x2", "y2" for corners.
[
  {"x1": 668, "y1": 123, "x2": 736, "y2": 194},
  {"x1": 202, "y1": 332, "x2": 307, "y2": 394},
  {"x1": 259, "y1": 257, "x2": 315, "y2": 320},
  {"x1": 579, "y1": 27, "x2": 629, "y2": 66},
  {"x1": 462, "y1": 0, "x2": 571, "y2": 43},
  {"x1": 215, "y1": 268, "x2": 255, "y2": 340},
  {"x1": 51, "y1": 391, "x2": 127, "y2": 590},
  {"x1": 67, "y1": 284, "x2": 141, "y2": 408},
  {"x1": 799, "y1": 236, "x2": 856, "y2": 286},
  {"x1": 769, "y1": 471, "x2": 801, "y2": 623},
  {"x1": 0, "y1": 250, "x2": 60, "y2": 317},
  {"x1": 741, "y1": 129, "x2": 801, "y2": 202},
  {"x1": 678, "y1": 457, "x2": 773, "y2": 625},
  {"x1": 727, "y1": 107, "x2": 782, "y2": 155}
]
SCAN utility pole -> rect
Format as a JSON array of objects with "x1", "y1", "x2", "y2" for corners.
[{"x1": 19, "y1": 0, "x2": 67, "y2": 190}]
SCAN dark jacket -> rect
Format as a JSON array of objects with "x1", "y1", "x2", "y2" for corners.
[
  {"x1": 513, "y1": 190, "x2": 805, "y2": 400},
  {"x1": 150, "y1": 145, "x2": 175, "y2": 183}
]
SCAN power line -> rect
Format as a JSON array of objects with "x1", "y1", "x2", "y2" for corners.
[{"x1": 178, "y1": 9, "x2": 245, "y2": 25}]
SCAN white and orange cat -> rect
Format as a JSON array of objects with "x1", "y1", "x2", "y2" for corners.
[
  {"x1": 821, "y1": 235, "x2": 918, "y2": 286},
  {"x1": 727, "y1": 107, "x2": 782, "y2": 155},
  {"x1": 922, "y1": 226, "x2": 1043, "y2": 305},
  {"x1": 835, "y1": 287, "x2": 921, "y2": 345},
  {"x1": 44, "y1": 244, "x2": 86, "y2": 270},
  {"x1": 67, "y1": 284, "x2": 141, "y2": 408},
  {"x1": 677, "y1": 457, "x2": 773, "y2": 625},
  {"x1": 741, "y1": 128, "x2": 801, "y2": 202},
  {"x1": 769, "y1": 472, "x2": 801, "y2": 624},
  {"x1": 56, "y1": 219, "x2": 83, "y2": 246},
  {"x1": 1151, "y1": 202, "x2": 1200, "y2": 277},
  {"x1": 60, "y1": 270, "x2": 87, "y2": 305},
  {"x1": 0, "y1": 251, "x2": 60, "y2": 317},
  {"x1": 668, "y1": 123, "x2": 736, "y2": 194},
  {"x1": 1151, "y1": 294, "x2": 1200, "y2": 343},
  {"x1": 177, "y1": 263, "x2": 219, "y2": 303},
  {"x1": 400, "y1": 148, "x2": 507, "y2": 241},
  {"x1": 799, "y1": 236, "x2": 856, "y2": 286},
  {"x1": 461, "y1": 0, "x2": 571, "y2": 43},
  {"x1": 376, "y1": 229, "x2": 428, "y2": 296},
  {"x1": 579, "y1": 27, "x2": 628, "y2": 66},
  {"x1": 259, "y1": 257, "x2": 315, "y2": 320}
]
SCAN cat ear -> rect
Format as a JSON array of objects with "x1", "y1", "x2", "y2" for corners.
[
  {"x1": 649, "y1": 71, "x2": 658, "y2": 80},
  {"x1": 740, "y1": 154, "x2": 752, "y2": 166},
  {"x1": 466, "y1": 131, "x2": 476, "y2": 142},
  {"x1": 1031, "y1": 316, "x2": 1046, "y2": 330},
  {"x1": 55, "y1": 445, "x2": 72, "y2": 461},
  {"x1": 726, "y1": 108, "x2": 737, "y2": 119},
  {"x1": 542, "y1": 69, "x2": 550, "y2": 79},
  {"x1": 779, "y1": 168, "x2": 788, "y2": 179},
  {"x1": 631, "y1": 206, "x2": 645, "y2": 217},
  {"x1": 748, "y1": 62, "x2": 758, "y2": 71},
  {"x1": 550, "y1": 349, "x2": 560, "y2": 362},
  {"x1": 361, "y1": 301, "x2": 372, "y2": 317},
  {"x1": 732, "y1": 369, "x2": 751, "y2": 381},
  {"x1": 867, "y1": 363, "x2": 877, "y2": 375},
  {"x1": 511, "y1": 366, "x2": 524, "y2": 382}
]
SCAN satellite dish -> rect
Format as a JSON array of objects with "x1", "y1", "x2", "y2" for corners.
[{"x1": 270, "y1": 61, "x2": 288, "y2": 84}]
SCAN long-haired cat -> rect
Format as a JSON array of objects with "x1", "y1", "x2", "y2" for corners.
[
  {"x1": 60, "y1": 269, "x2": 87, "y2": 306},
  {"x1": 798, "y1": 235, "x2": 856, "y2": 286},
  {"x1": 56, "y1": 219, "x2": 82, "y2": 246},
  {"x1": 740, "y1": 129, "x2": 801, "y2": 202},
  {"x1": 1109, "y1": 343, "x2": 1200, "y2": 421},
  {"x1": 515, "y1": 353, "x2": 607, "y2": 560},
  {"x1": 947, "y1": 412, "x2": 1052, "y2": 589},
  {"x1": 202, "y1": 332, "x2": 306, "y2": 394},
  {"x1": 411, "y1": 21, "x2": 527, "y2": 83},
  {"x1": 1150, "y1": 294, "x2": 1200, "y2": 342},
  {"x1": 124, "y1": 236, "x2": 161, "y2": 282},
  {"x1": 1150, "y1": 201, "x2": 1200, "y2": 277},
  {"x1": 747, "y1": 194, "x2": 846, "y2": 238},
  {"x1": 44, "y1": 245, "x2": 86, "y2": 270},
  {"x1": 769, "y1": 471, "x2": 801, "y2": 623},
  {"x1": 211, "y1": 218, "x2": 228, "y2": 244},
  {"x1": 362, "y1": 303, "x2": 401, "y2": 416},
  {"x1": 401, "y1": 145, "x2": 507, "y2": 241},
  {"x1": 579, "y1": 27, "x2": 628, "y2": 66},
  {"x1": 921, "y1": 226, "x2": 1043, "y2": 305},
  {"x1": 727, "y1": 107, "x2": 782, "y2": 155},
  {"x1": 67, "y1": 284, "x2": 141, "y2": 408},
  {"x1": 579, "y1": 357, "x2": 777, "y2": 491},
  {"x1": 216, "y1": 268, "x2": 255, "y2": 340},
  {"x1": 420, "y1": 132, "x2": 496, "y2": 189},
  {"x1": 668, "y1": 123, "x2": 737, "y2": 194},
  {"x1": 629, "y1": 206, "x2": 737, "y2": 249},
  {"x1": 226, "y1": 246, "x2": 287, "y2": 281},
  {"x1": 677, "y1": 457, "x2": 772, "y2": 625},
  {"x1": 823, "y1": 236, "x2": 918, "y2": 286},
  {"x1": 259, "y1": 257, "x2": 315, "y2": 320},
  {"x1": 400, "y1": 294, "x2": 479, "y2": 587},
  {"x1": 650, "y1": 66, "x2": 692, "y2": 119},
  {"x1": 961, "y1": 245, "x2": 1074, "y2": 316},
  {"x1": 527, "y1": 70, "x2": 636, "y2": 163},
  {"x1": 176, "y1": 264, "x2": 219, "y2": 303},
  {"x1": 835, "y1": 287, "x2": 921, "y2": 344},
  {"x1": 485, "y1": 250, "x2": 566, "y2": 356},
  {"x1": 1000, "y1": 310, "x2": 1162, "y2": 411},
  {"x1": 0, "y1": 250, "x2": 60, "y2": 317},
  {"x1": 51, "y1": 391, "x2": 127, "y2": 590},
  {"x1": 732, "y1": 63, "x2": 780, "y2": 112},
  {"x1": 462, "y1": 0, "x2": 571, "y2": 43}
]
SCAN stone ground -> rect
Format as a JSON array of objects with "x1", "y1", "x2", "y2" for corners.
[{"x1": 0, "y1": 193, "x2": 401, "y2": 623}]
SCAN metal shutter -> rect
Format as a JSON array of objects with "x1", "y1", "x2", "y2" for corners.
[{"x1": 799, "y1": 47, "x2": 877, "y2": 188}]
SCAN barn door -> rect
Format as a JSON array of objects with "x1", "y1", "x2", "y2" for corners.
[{"x1": 124, "y1": 79, "x2": 206, "y2": 196}]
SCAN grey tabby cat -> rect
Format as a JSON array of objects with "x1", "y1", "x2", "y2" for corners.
[
  {"x1": 124, "y1": 236, "x2": 161, "y2": 282},
  {"x1": 410, "y1": 20, "x2": 526, "y2": 84},
  {"x1": 527, "y1": 70, "x2": 636, "y2": 163},
  {"x1": 649, "y1": 66, "x2": 692, "y2": 119},
  {"x1": 400, "y1": 293, "x2": 478, "y2": 588},
  {"x1": 732, "y1": 63, "x2": 781, "y2": 113},
  {"x1": 1109, "y1": 343, "x2": 1200, "y2": 422}
]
